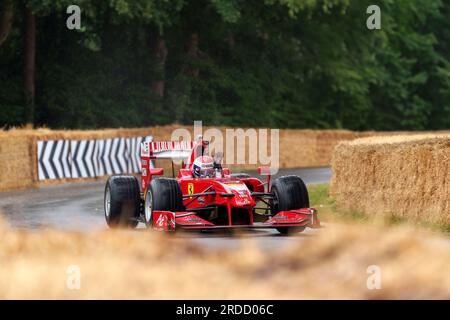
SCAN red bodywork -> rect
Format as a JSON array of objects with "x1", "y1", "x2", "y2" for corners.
[{"x1": 140, "y1": 138, "x2": 320, "y2": 232}]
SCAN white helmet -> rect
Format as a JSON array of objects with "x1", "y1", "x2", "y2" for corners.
[{"x1": 192, "y1": 156, "x2": 215, "y2": 178}]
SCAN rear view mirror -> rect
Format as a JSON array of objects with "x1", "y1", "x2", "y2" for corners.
[
  {"x1": 150, "y1": 168, "x2": 164, "y2": 176},
  {"x1": 213, "y1": 152, "x2": 223, "y2": 165}
]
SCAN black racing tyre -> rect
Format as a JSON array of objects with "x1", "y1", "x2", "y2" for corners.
[
  {"x1": 144, "y1": 178, "x2": 184, "y2": 227},
  {"x1": 104, "y1": 176, "x2": 140, "y2": 228},
  {"x1": 271, "y1": 175, "x2": 309, "y2": 235},
  {"x1": 276, "y1": 226, "x2": 306, "y2": 235},
  {"x1": 230, "y1": 173, "x2": 251, "y2": 179}
]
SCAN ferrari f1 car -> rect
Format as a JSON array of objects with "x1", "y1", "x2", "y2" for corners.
[{"x1": 104, "y1": 137, "x2": 320, "y2": 234}]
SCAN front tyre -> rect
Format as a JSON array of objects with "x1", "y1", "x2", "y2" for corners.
[
  {"x1": 104, "y1": 176, "x2": 140, "y2": 228},
  {"x1": 144, "y1": 178, "x2": 184, "y2": 228},
  {"x1": 271, "y1": 175, "x2": 309, "y2": 235},
  {"x1": 276, "y1": 226, "x2": 306, "y2": 235}
]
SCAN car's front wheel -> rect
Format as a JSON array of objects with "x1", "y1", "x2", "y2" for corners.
[
  {"x1": 144, "y1": 178, "x2": 184, "y2": 228},
  {"x1": 271, "y1": 175, "x2": 309, "y2": 235}
]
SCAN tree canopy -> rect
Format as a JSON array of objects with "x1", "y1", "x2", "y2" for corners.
[{"x1": 0, "y1": 0, "x2": 449, "y2": 130}]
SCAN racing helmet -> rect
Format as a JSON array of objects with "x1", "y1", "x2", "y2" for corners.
[{"x1": 192, "y1": 156, "x2": 215, "y2": 178}]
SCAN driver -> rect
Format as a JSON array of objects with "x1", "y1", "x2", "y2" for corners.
[{"x1": 192, "y1": 156, "x2": 215, "y2": 178}]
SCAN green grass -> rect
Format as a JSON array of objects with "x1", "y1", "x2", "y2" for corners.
[
  {"x1": 308, "y1": 183, "x2": 334, "y2": 209},
  {"x1": 307, "y1": 183, "x2": 361, "y2": 223}
]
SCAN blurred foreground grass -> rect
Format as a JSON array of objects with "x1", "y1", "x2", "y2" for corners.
[
  {"x1": 0, "y1": 212, "x2": 449, "y2": 299},
  {"x1": 0, "y1": 183, "x2": 448, "y2": 299}
]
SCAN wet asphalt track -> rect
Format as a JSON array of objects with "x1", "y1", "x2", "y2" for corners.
[{"x1": 0, "y1": 167, "x2": 331, "y2": 249}]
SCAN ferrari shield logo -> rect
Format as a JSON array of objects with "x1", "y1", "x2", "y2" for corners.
[{"x1": 188, "y1": 183, "x2": 194, "y2": 195}]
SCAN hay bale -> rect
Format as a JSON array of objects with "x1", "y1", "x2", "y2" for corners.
[
  {"x1": 33, "y1": 126, "x2": 378, "y2": 170},
  {"x1": 0, "y1": 135, "x2": 35, "y2": 191},
  {"x1": 313, "y1": 130, "x2": 360, "y2": 166},
  {"x1": 331, "y1": 134, "x2": 450, "y2": 226},
  {"x1": 1, "y1": 126, "x2": 437, "y2": 191}
]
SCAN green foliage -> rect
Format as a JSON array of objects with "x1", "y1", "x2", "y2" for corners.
[
  {"x1": 0, "y1": 0, "x2": 449, "y2": 129},
  {"x1": 210, "y1": 0, "x2": 241, "y2": 23}
]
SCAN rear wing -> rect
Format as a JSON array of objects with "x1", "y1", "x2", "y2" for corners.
[
  {"x1": 140, "y1": 138, "x2": 209, "y2": 193},
  {"x1": 141, "y1": 141, "x2": 195, "y2": 160}
]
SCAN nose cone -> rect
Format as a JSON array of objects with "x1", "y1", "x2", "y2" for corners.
[{"x1": 222, "y1": 181, "x2": 255, "y2": 207}]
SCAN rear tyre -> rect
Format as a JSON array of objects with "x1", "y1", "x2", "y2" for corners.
[
  {"x1": 144, "y1": 178, "x2": 184, "y2": 227},
  {"x1": 271, "y1": 175, "x2": 309, "y2": 235},
  {"x1": 104, "y1": 176, "x2": 140, "y2": 228}
]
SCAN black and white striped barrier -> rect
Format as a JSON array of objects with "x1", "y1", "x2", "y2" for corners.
[
  {"x1": 37, "y1": 136, "x2": 151, "y2": 181},
  {"x1": 37, "y1": 140, "x2": 72, "y2": 180}
]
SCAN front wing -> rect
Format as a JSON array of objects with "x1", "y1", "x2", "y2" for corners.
[{"x1": 152, "y1": 208, "x2": 320, "y2": 231}]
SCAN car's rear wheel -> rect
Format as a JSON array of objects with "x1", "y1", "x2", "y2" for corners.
[
  {"x1": 104, "y1": 176, "x2": 140, "y2": 228},
  {"x1": 144, "y1": 178, "x2": 184, "y2": 227},
  {"x1": 271, "y1": 175, "x2": 309, "y2": 235}
]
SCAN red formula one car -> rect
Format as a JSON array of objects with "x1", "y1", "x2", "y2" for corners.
[{"x1": 104, "y1": 137, "x2": 320, "y2": 234}]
